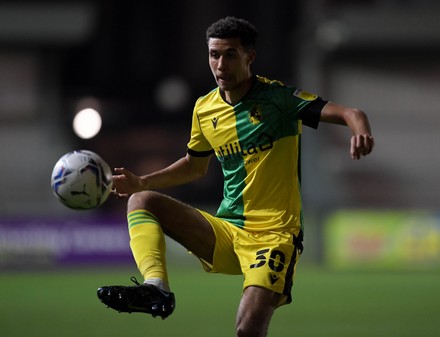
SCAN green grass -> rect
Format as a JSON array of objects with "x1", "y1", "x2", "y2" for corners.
[{"x1": 1, "y1": 265, "x2": 439, "y2": 337}]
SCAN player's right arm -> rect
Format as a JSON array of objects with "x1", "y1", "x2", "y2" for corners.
[{"x1": 112, "y1": 153, "x2": 212, "y2": 198}]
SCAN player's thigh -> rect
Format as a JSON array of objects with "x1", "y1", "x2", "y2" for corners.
[
  {"x1": 237, "y1": 230, "x2": 299, "y2": 303},
  {"x1": 128, "y1": 191, "x2": 215, "y2": 263},
  {"x1": 196, "y1": 210, "x2": 242, "y2": 274}
]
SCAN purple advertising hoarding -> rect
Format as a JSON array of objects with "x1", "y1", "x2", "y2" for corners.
[{"x1": 0, "y1": 217, "x2": 133, "y2": 268}]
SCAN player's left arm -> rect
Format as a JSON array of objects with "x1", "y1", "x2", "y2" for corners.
[{"x1": 320, "y1": 101, "x2": 374, "y2": 160}]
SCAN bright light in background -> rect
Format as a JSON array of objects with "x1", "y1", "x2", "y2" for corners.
[{"x1": 72, "y1": 108, "x2": 102, "y2": 139}]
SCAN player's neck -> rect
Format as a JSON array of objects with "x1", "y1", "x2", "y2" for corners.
[{"x1": 221, "y1": 75, "x2": 255, "y2": 106}]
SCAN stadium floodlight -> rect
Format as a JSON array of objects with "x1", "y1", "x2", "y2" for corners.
[{"x1": 72, "y1": 108, "x2": 102, "y2": 139}]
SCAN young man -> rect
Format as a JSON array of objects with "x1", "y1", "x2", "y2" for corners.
[{"x1": 97, "y1": 16, "x2": 374, "y2": 337}]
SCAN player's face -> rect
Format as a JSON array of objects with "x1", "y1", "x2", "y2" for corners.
[{"x1": 208, "y1": 37, "x2": 255, "y2": 94}]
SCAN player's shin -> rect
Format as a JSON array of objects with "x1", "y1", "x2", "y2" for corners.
[{"x1": 128, "y1": 210, "x2": 169, "y2": 291}]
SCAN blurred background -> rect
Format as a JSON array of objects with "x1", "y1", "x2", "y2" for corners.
[{"x1": 0, "y1": 0, "x2": 439, "y2": 336}]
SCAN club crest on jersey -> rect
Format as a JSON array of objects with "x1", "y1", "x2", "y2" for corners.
[
  {"x1": 293, "y1": 89, "x2": 318, "y2": 101},
  {"x1": 249, "y1": 104, "x2": 263, "y2": 124}
]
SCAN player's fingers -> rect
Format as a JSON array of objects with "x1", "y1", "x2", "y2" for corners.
[
  {"x1": 110, "y1": 185, "x2": 128, "y2": 196},
  {"x1": 351, "y1": 135, "x2": 374, "y2": 159},
  {"x1": 116, "y1": 167, "x2": 136, "y2": 178},
  {"x1": 112, "y1": 168, "x2": 134, "y2": 182},
  {"x1": 112, "y1": 168, "x2": 124, "y2": 180},
  {"x1": 113, "y1": 167, "x2": 127, "y2": 175},
  {"x1": 350, "y1": 136, "x2": 360, "y2": 160},
  {"x1": 359, "y1": 135, "x2": 374, "y2": 155},
  {"x1": 365, "y1": 135, "x2": 374, "y2": 153}
]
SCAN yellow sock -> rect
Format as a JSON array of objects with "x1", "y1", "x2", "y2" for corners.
[{"x1": 127, "y1": 210, "x2": 169, "y2": 287}]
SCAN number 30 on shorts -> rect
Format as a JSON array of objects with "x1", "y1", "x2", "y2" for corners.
[{"x1": 249, "y1": 249, "x2": 286, "y2": 272}]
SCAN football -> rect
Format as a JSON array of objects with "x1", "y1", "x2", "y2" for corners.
[{"x1": 51, "y1": 150, "x2": 113, "y2": 210}]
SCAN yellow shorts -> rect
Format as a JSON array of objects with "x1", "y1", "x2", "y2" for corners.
[{"x1": 197, "y1": 210, "x2": 303, "y2": 305}]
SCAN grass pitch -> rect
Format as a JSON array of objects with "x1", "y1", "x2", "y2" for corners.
[{"x1": 1, "y1": 265, "x2": 439, "y2": 337}]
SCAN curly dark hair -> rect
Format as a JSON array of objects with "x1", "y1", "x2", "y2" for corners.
[{"x1": 206, "y1": 16, "x2": 258, "y2": 50}]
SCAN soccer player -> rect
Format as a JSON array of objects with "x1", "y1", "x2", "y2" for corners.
[{"x1": 97, "y1": 16, "x2": 374, "y2": 337}]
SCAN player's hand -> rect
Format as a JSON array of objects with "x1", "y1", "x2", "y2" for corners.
[
  {"x1": 111, "y1": 167, "x2": 143, "y2": 198},
  {"x1": 350, "y1": 134, "x2": 374, "y2": 160}
]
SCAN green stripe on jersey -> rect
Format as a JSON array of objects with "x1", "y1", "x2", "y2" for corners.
[{"x1": 187, "y1": 76, "x2": 318, "y2": 231}]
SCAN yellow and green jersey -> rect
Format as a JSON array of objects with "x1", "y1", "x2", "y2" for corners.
[{"x1": 187, "y1": 75, "x2": 325, "y2": 232}]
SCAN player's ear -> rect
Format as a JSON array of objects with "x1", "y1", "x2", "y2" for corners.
[{"x1": 247, "y1": 49, "x2": 256, "y2": 64}]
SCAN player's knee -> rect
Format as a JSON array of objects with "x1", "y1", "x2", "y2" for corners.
[{"x1": 127, "y1": 190, "x2": 161, "y2": 213}]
